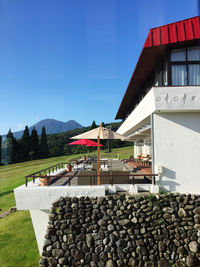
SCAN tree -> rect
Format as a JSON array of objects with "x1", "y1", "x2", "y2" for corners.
[
  {"x1": 4, "y1": 129, "x2": 15, "y2": 164},
  {"x1": 0, "y1": 135, "x2": 1, "y2": 165},
  {"x1": 13, "y1": 138, "x2": 21, "y2": 163},
  {"x1": 30, "y1": 128, "x2": 39, "y2": 160},
  {"x1": 101, "y1": 122, "x2": 105, "y2": 128},
  {"x1": 21, "y1": 126, "x2": 31, "y2": 162},
  {"x1": 40, "y1": 126, "x2": 49, "y2": 158},
  {"x1": 91, "y1": 120, "x2": 97, "y2": 129}
]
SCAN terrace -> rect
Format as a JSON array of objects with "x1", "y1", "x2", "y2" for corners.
[
  {"x1": 13, "y1": 155, "x2": 159, "y2": 254},
  {"x1": 15, "y1": 157, "x2": 159, "y2": 210}
]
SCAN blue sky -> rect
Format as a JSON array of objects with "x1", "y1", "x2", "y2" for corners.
[{"x1": 0, "y1": 0, "x2": 199, "y2": 135}]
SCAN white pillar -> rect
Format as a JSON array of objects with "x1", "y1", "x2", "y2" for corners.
[{"x1": 30, "y1": 210, "x2": 49, "y2": 255}]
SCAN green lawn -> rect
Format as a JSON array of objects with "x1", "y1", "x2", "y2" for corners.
[
  {"x1": 0, "y1": 146, "x2": 133, "y2": 267},
  {"x1": 0, "y1": 211, "x2": 40, "y2": 267}
]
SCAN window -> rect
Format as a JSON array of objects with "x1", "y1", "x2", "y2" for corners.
[
  {"x1": 172, "y1": 65, "x2": 187, "y2": 85},
  {"x1": 171, "y1": 48, "x2": 186, "y2": 61},
  {"x1": 154, "y1": 59, "x2": 168, "y2": 87},
  {"x1": 170, "y1": 46, "x2": 200, "y2": 86}
]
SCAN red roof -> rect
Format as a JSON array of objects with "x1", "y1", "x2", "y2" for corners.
[
  {"x1": 115, "y1": 16, "x2": 200, "y2": 120},
  {"x1": 144, "y1": 16, "x2": 200, "y2": 47}
]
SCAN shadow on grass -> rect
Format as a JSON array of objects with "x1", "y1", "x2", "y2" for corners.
[{"x1": 0, "y1": 190, "x2": 13, "y2": 198}]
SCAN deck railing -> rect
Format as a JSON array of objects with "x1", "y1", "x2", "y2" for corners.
[
  {"x1": 25, "y1": 162, "x2": 68, "y2": 186},
  {"x1": 25, "y1": 162, "x2": 158, "y2": 187}
]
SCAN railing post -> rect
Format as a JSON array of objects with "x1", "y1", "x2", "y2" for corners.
[{"x1": 153, "y1": 176, "x2": 155, "y2": 185}]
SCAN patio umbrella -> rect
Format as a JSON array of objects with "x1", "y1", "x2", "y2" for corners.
[
  {"x1": 71, "y1": 126, "x2": 127, "y2": 140},
  {"x1": 71, "y1": 124, "x2": 127, "y2": 185},
  {"x1": 68, "y1": 139, "x2": 103, "y2": 147}
]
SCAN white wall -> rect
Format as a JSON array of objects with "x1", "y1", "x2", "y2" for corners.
[
  {"x1": 153, "y1": 112, "x2": 200, "y2": 194},
  {"x1": 30, "y1": 210, "x2": 49, "y2": 255},
  {"x1": 117, "y1": 89, "x2": 155, "y2": 136},
  {"x1": 117, "y1": 86, "x2": 200, "y2": 137},
  {"x1": 14, "y1": 184, "x2": 105, "y2": 210}
]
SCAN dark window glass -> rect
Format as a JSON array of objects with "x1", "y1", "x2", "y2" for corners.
[
  {"x1": 171, "y1": 48, "x2": 186, "y2": 61},
  {"x1": 188, "y1": 46, "x2": 200, "y2": 61},
  {"x1": 188, "y1": 64, "x2": 200, "y2": 85},
  {"x1": 171, "y1": 65, "x2": 187, "y2": 86}
]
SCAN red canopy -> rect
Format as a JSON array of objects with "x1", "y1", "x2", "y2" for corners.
[{"x1": 68, "y1": 139, "x2": 103, "y2": 147}]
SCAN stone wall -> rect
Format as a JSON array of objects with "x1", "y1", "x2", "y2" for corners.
[{"x1": 40, "y1": 193, "x2": 200, "y2": 267}]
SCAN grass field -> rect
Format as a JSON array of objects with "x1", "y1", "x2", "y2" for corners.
[{"x1": 0, "y1": 146, "x2": 133, "y2": 267}]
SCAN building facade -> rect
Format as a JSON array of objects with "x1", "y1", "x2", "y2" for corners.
[{"x1": 116, "y1": 16, "x2": 200, "y2": 194}]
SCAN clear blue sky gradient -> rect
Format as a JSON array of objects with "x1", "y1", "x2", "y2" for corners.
[{"x1": 0, "y1": 0, "x2": 199, "y2": 134}]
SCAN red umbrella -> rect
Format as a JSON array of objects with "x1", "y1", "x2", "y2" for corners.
[{"x1": 68, "y1": 139, "x2": 103, "y2": 147}]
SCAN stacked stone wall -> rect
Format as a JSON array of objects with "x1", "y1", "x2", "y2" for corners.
[{"x1": 40, "y1": 193, "x2": 200, "y2": 267}]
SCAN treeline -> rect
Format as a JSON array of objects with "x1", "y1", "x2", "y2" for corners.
[
  {"x1": 0, "y1": 126, "x2": 49, "y2": 165},
  {"x1": 0, "y1": 121, "x2": 132, "y2": 165},
  {"x1": 47, "y1": 121, "x2": 132, "y2": 157}
]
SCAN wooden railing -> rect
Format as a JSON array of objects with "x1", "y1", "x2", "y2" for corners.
[
  {"x1": 25, "y1": 162, "x2": 68, "y2": 186},
  {"x1": 25, "y1": 162, "x2": 158, "y2": 187}
]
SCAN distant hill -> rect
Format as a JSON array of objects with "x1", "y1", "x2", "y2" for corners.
[{"x1": 4, "y1": 119, "x2": 83, "y2": 139}]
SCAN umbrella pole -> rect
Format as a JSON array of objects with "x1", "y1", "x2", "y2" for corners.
[{"x1": 97, "y1": 123, "x2": 102, "y2": 185}]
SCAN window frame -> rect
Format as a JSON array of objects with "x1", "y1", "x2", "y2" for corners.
[{"x1": 169, "y1": 46, "x2": 200, "y2": 86}]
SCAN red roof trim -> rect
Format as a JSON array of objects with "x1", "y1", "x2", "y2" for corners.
[{"x1": 144, "y1": 16, "x2": 200, "y2": 48}]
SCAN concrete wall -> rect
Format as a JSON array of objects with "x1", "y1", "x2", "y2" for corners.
[
  {"x1": 14, "y1": 184, "x2": 105, "y2": 210},
  {"x1": 153, "y1": 112, "x2": 200, "y2": 194},
  {"x1": 30, "y1": 210, "x2": 49, "y2": 255}
]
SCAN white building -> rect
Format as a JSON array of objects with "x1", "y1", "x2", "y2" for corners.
[{"x1": 116, "y1": 16, "x2": 200, "y2": 194}]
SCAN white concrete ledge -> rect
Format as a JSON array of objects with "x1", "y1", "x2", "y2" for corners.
[{"x1": 14, "y1": 185, "x2": 106, "y2": 210}]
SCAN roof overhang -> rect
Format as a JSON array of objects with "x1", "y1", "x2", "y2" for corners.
[{"x1": 116, "y1": 16, "x2": 200, "y2": 120}]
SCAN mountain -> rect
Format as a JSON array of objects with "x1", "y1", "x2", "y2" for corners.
[{"x1": 4, "y1": 119, "x2": 83, "y2": 139}]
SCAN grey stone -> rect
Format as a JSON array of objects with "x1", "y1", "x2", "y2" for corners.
[
  {"x1": 58, "y1": 257, "x2": 67, "y2": 265},
  {"x1": 189, "y1": 241, "x2": 199, "y2": 253},
  {"x1": 105, "y1": 259, "x2": 116, "y2": 267},
  {"x1": 53, "y1": 241, "x2": 60, "y2": 249},
  {"x1": 39, "y1": 257, "x2": 47, "y2": 266},
  {"x1": 174, "y1": 239, "x2": 180, "y2": 247},
  {"x1": 128, "y1": 258, "x2": 137, "y2": 266},
  {"x1": 99, "y1": 251, "x2": 108, "y2": 261},
  {"x1": 158, "y1": 241, "x2": 166, "y2": 252},
  {"x1": 46, "y1": 245, "x2": 52, "y2": 252},
  {"x1": 98, "y1": 219, "x2": 106, "y2": 226},
  {"x1": 43, "y1": 239, "x2": 51, "y2": 247},
  {"x1": 163, "y1": 207, "x2": 174, "y2": 213},
  {"x1": 107, "y1": 224, "x2": 115, "y2": 232},
  {"x1": 194, "y1": 207, "x2": 200, "y2": 214},
  {"x1": 47, "y1": 257, "x2": 57, "y2": 266},
  {"x1": 116, "y1": 210, "x2": 123, "y2": 216},
  {"x1": 186, "y1": 255, "x2": 198, "y2": 267},
  {"x1": 136, "y1": 246, "x2": 147, "y2": 256},
  {"x1": 52, "y1": 248, "x2": 64, "y2": 259},
  {"x1": 95, "y1": 245, "x2": 103, "y2": 253},
  {"x1": 61, "y1": 242, "x2": 68, "y2": 251},
  {"x1": 103, "y1": 237, "x2": 110, "y2": 245},
  {"x1": 194, "y1": 214, "x2": 200, "y2": 223},
  {"x1": 116, "y1": 239, "x2": 127, "y2": 248},
  {"x1": 116, "y1": 259, "x2": 124, "y2": 267},
  {"x1": 90, "y1": 261, "x2": 98, "y2": 267},
  {"x1": 194, "y1": 224, "x2": 200, "y2": 230},
  {"x1": 158, "y1": 258, "x2": 168, "y2": 267},
  {"x1": 132, "y1": 217, "x2": 137, "y2": 223},
  {"x1": 177, "y1": 246, "x2": 186, "y2": 254},
  {"x1": 86, "y1": 234, "x2": 94, "y2": 248},
  {"x1": 178, "y1": 208, "x2": 187, "y2": 217}
]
